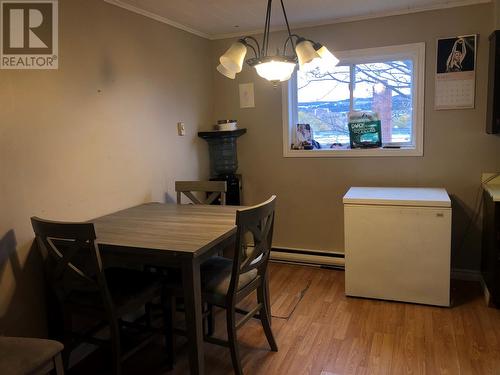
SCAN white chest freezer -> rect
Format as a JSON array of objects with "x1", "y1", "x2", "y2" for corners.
[{"x1": 343, "y1": 187, "x2": 451, "y2": 307}]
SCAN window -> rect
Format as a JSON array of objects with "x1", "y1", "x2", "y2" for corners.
[{"x1": 283, "y1": 43, "x2": 425, "y2": 157}]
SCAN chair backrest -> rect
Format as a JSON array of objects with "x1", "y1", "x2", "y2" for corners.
[
  {"x1": 228, "y1": 196, "x2": 276, "y2": 301},
  {"x1": 175, "y1": 180, "x2": 227, "y2": 205},
  {"x1": 31, "y1": 217, "x2": 110, "y2": 302}
]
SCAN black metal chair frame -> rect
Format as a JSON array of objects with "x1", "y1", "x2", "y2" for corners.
[
  {"x1": 31, "y1": 217, "x2": 168, "y2": 375},
  {"x1": 175, "y1": 180, "x2": 227, "y2": 205}
]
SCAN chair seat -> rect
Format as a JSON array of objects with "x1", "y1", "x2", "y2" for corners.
[
  {"x1": 0, "y1": 337, "x2": 63, "y2": 375},
  {"x1": 67, "y1": 268, "x2": 161, "y2": 314},
  {"x1": 201, "y1": 256, "x2": 257, "y2": 299}
]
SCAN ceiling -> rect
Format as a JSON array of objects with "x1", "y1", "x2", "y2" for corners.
[{"x1": 104, "y1": 0, "x2": 489, "y2": 39}]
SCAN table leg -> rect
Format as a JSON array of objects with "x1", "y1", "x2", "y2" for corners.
[{"x1": 182, "y1": 259, "x2": 204, "y2": 375}]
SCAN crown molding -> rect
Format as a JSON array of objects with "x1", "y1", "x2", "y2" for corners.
[
  {"x1": 102, "y1": 0, "x2": 210, "y2": 39},
  {"x1": 103, "y1": 0, "x2": 491, "y2": 41}
]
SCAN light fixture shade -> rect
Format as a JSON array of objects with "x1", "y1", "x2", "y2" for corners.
[
  {"x1": 316, "y1": 45, "x2": 339, "y2": 66},
  {"x1": 217, "y1": 64, "x2": 236, "y2": 79},
  {"x1": 295, "y1": 40, "x2": 320, "y2": 68},
  {"x1": 219, "y1": 42, "x2": 247, "y2": 74},
  {"x1": 254, "y1": 59, "x2": 296, "y2": 82}
]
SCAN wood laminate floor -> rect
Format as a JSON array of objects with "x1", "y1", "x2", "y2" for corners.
[{"x1": 72, "y1": 263, "x2": 500, "y2": 375}]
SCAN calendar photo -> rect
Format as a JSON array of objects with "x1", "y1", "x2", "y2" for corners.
[
  {"x1": 435, "y1": 34, "x2": 477, "y2": 110},
  {"x1": 437, "y1": 35, "x2": 476, "y2": 74}
]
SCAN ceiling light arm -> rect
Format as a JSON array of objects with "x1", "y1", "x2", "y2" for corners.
[
  {"x1": 283, "y1": 33, "x2": 301, "y2": 56},
  {"x1": 299, "y1": 38, "x2": 324, "y2": 51},
  {"x1": 239, "y1": 37, "x2": 261, "y2": 59},
  {"x1": 286, "y1": 36, "x2": 327, "y2": 56}
]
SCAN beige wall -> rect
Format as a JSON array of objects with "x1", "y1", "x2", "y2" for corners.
[
  {"x1": 0, "y1": 0, "x2": 211, "y2": 336},
  {"x1": 211, "y1": 3, "x2": 500, "y2": 271}
]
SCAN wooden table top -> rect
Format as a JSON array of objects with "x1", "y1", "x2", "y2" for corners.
[{"x1": 93, "y1": 203, "x2": 239, "y2": 256}]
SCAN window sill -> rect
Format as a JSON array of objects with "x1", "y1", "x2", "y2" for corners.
[{"x1": 283, "y1": 146, "x2": 423, "y2": 158}]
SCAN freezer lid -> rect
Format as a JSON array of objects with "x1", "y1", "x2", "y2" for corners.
[{"x1": 343, "y1": 187, "x2": 451, "y2": 207}]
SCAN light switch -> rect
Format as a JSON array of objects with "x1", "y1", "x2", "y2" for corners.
[
  {"x1": 239, "y1": 83, "x2": 255, "y2": 108},
  {"x1": 177, "y1": 122, "x2": 185, "y2": 136}
]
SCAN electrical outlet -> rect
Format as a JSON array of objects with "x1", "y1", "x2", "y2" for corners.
[{"x1": 177, "y1": 122, "x2": 186, "y2": 136}]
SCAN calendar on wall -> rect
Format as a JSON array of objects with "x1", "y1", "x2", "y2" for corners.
[{"x1": 435, "y1": 35, "x2": 477, "y2": 110}]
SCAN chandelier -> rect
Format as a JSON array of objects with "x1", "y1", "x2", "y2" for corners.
[{"x1": 217, "y1": 0, "x2": 338, "y2": 84}]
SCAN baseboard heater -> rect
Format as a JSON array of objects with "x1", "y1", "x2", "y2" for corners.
[
  {"x1": 270, "y1": 247, "x2": 482, "y2": 281},
  {"x1": 270, "y1": 247, "x2": 345, "y2": 269}
]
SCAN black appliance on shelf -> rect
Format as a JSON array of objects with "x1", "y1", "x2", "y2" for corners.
[
  {"x1": 487, "y1": 30, "x2": 500, "y2": 134},
  {"x1": 198, "y1": 129, "x2": 246, "y2": 205}
]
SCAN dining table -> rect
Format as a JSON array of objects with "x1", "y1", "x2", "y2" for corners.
[{"x1": 92, "y1": 202, "x2": 241, "y2": 375}]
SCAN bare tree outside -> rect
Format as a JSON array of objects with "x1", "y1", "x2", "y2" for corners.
[{"x1": 297, "y1": 59, "x2": 413, "y2": 147}]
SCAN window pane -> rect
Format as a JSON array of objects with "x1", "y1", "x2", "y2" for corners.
[
  {"x1": 297, "y1": 63, "x2": 351, "y2": 148},
  {"x1": 353, "y1": 60, "x2": 413, "y2": 144}
]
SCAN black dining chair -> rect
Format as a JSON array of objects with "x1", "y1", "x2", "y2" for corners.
[
  {"x1": 175, "y1": 180, "x2": 227, "y2": 205},
  {"x1": 166, "y1": 196, "x2": 278, "y2": 375},
  {"x1": 31, "y1": 217, "x2": 170, "y2": 375}
]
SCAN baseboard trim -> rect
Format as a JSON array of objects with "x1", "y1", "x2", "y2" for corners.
[{"x1": 271, "y1": 247, "x2": 345, "y2": 268}]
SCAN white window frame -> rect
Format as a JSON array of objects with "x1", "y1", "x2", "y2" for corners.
[{"x1": 282, "y1": 42, "x2": 425, "y2": 158}]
